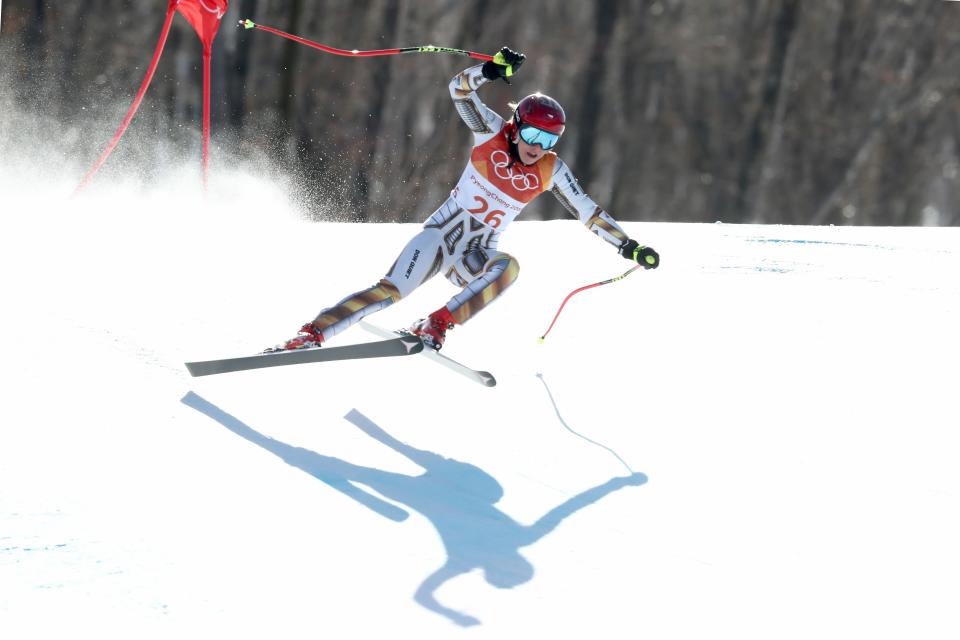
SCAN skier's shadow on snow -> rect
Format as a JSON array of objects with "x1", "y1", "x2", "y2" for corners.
[{"x1": 182, "y1": 392, "x2": 646, "y2": 627}]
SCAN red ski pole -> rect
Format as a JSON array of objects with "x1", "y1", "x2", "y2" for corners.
[
  {"x1": 538, "y1": 266, "x2": 641, "y2": 343},
  {"x1": 240, "y1": 19, "x2": 494, "y2": 62}
]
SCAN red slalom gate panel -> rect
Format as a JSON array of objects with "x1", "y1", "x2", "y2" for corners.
[
  {"x1": 176, "y1": 0, "x2": 228, "y2": 47},
  {"x1": 74, "y1": 0, "x2": 228, "y2": 195},
  {"x1": 176, "y1": 0, "x2": 228, "y2": 189}
]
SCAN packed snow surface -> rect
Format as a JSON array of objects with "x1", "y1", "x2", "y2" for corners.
[{"x1": 1, "y1": 174, "x2": 958, "y2": 638}]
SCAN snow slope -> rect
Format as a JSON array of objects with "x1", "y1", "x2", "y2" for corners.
[{"x1": 1, "y1": 174, "x2": 959, "y2": 639}]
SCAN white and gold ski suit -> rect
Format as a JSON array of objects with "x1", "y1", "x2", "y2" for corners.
[{"x1": 311, "y1": 64, "x2": 631, "y2": 340}]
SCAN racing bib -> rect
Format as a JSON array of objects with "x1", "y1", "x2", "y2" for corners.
[{"x1": 450, "y1": 127, "x2": 557, "y2": 230}]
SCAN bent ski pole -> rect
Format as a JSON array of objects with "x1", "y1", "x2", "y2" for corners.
[
  {"x1": 240, "y1": 19, "x2": 494, "y2": 61},
  {"x1": 538, "y1": 266, "x2": 641, "y2": 343}
]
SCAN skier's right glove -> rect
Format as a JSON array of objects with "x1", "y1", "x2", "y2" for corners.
[
  {"x1": 482, "y1": 47, "x2": 525, "y2": 83},
  {"x1": 620, "y1": 239, "x2": 660, "y2": 269}
]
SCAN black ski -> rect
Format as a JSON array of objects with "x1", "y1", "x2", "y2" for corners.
[{"x1": 185, "y1": 335, "x2": 424, "y2": 377}]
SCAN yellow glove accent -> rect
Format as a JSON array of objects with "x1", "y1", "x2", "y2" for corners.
[{"x1": 492, "y1": 51, "x2": 514, "y2": 77}]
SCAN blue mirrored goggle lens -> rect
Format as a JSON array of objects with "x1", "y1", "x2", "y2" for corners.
[{"x1": 518, "y1": 125, "x2": 560, "y2": 150}]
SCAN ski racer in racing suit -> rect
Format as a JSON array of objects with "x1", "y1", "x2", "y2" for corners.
[{"x1": 270, "y1": 47, "x2": 659, "y2": 353}]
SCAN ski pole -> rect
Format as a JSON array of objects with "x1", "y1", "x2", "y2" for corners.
[
  {"x1": 240, "y1": 19, "x2": 494, "y2": 61},
  {"x1": 538, "y1": 265, "x2": 641, "y2": 343}
]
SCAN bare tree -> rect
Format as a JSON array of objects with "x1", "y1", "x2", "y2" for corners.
[{"x1": 3, "y1": 0, "x2": 958, "y2": 226}]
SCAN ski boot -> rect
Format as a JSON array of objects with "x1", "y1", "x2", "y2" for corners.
[
  {"x1": 409, "y1": 307, "x2": 455, "y2": 351},
  {"x1": 264, "y1": 322, "x2": 325, "y2": 353}
]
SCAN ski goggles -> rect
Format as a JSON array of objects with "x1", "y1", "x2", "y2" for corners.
[{"x1": 518, "y1": 124, "x2": 561, "y2": 150}]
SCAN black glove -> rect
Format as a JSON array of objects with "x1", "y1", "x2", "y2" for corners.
[
  {"x1": 481, "y1": 46, "x2": 525, "y2": 83},
  {"x1": 620, "y1": 239, "x2": 660, "y2": 269}
]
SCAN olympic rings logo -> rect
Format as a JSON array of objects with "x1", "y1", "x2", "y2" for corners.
[{"x1": 490, "y1": 149, "x2": 540, "y2": 191}]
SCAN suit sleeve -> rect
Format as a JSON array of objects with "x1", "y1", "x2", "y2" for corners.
[
  {"x1": 448, "y1": 64, "x2": 505, "y2": 138},
  {"x1": 549, "y1": 158, "x2": 629, "y2": 249}
]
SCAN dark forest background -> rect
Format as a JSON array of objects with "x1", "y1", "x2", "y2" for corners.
[{"x1": 2, "y1": 0, "x2": 959, "y2": 225}]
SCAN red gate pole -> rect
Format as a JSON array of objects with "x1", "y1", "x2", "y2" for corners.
[
  {"x1": 202, "y1": 40, "x2": 213, "y2": 190},
  {"x1": 73, "y1": 0, "x2": 180, "y2": 195},
  {"x1": 74, "y1": 0, "x2": 228, "y2": 196},
  {"x1": 180, "y1": 1, "x2": 227, "y2": 192}
]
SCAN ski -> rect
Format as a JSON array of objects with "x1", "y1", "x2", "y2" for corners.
[
  {"x1": 358, "y1": 321, "x2": 497, "y2": 387},
  {"x1": 184, "y1": 335, "x2": 424, "y2": 377}
]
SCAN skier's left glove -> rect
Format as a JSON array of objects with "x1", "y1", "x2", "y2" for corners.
[
  {"x1": 482, "y1": 47, "x2": 525, "y2": 83},
  {"x1": 620, "y1": 239, "x2": 660, "y2": 269}
]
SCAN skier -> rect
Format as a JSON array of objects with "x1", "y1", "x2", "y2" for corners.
[{"x1": 269, "y1": 47, "x2": 659, "y2": 353}]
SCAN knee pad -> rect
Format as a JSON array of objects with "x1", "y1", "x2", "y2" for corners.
[
  {"x1": 486, "y1": 254, "x2": 519, "y2": 288},
  {"x1": 446, "y1": 253, "x2": 520, "y2": 325}
]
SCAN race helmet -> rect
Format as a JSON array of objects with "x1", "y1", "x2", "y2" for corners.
[{"x1": 514, "y1": 93, "x2": 566, "y2": 136}]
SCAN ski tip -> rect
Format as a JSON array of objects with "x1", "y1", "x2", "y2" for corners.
[
  {"x1": 479, "y1": 372, "x2": 497, "y2": 387},
  {"x1": 240, "y1": 18, "x2": 255, "y2": 29}
]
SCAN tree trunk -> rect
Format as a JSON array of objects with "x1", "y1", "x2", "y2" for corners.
[{"x1": 573, "y1": 0, "x2": 620, "y2": 188}]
